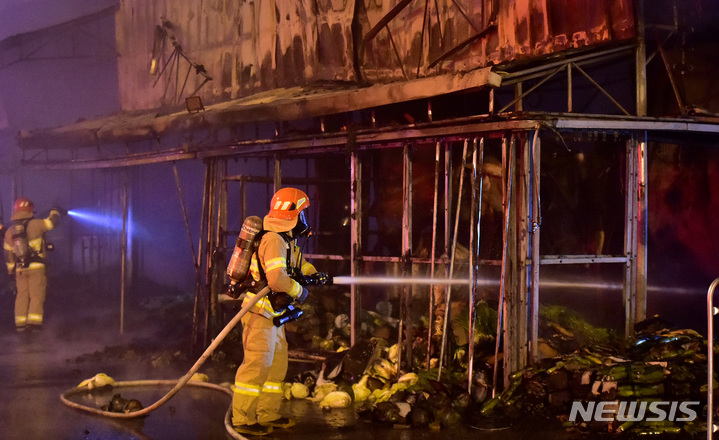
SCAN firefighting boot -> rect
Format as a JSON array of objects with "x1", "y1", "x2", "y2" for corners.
[
  {"x1": 233, "y1": 423, "x2": 273, "y2": 436},
  {"x1": 260, "y1": 417, "x2": 296, "y2": 429}
]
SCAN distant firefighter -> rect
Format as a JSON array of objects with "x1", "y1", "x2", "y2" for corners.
[{"x1": 3, "y1": 198, "x2": 64, "y2": 333}]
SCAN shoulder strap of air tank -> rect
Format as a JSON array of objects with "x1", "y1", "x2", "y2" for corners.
[
  {"x1": 255, "y1": 229, "x2": 268, "y2": 281},
  {"x1": 279, "y1": 232, "x2": 294, "y2": 268},
  {"x1": 256, "y1": 231, "x2": 294, "y2": 279}
]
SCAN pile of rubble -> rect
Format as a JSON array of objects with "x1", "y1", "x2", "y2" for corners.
[
  {"x1": 283, "y1": 336, "x2": 481, "y2": 430},
  {"x1": 67, "y1": 278, "x2": 714, "y2": 437},
  {"x1": 281, "y1": 301, "x2": 714, "y2": 437},
  {"x1": 480, "y1": 315, "x2": 710, "y2": 436}
]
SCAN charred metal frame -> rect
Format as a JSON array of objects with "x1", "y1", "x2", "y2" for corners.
[
  {"x1": 185, "y1": 113, "x2": 703, "y2": 380},
  {"x1": 400, "y1": 142, "x2": 413, "y2": 369},
  {"x1": 499, "y1": 44, "x2": 636, "y2": 115},
  {"x1": 21, "y1": 113, "x2": 718, "y2": 374},
  {"x1": 359, "y1": 0, "x2": 497, "y2": 80},
  {"x1": 150, "y1": 21, "x2": 212, "y2": 107}
]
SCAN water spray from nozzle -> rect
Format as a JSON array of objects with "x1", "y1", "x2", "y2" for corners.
[{"x1": 332, "y1": 276, "x2": 471, "y2": 286}]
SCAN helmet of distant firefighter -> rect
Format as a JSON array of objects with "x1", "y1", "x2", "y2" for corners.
[
  {"x1": 11, "y1": 197, "x2": 34, "y2": 221},
  {"x1": 266, "y1": 187, "x2": 312, "y2": 237}
]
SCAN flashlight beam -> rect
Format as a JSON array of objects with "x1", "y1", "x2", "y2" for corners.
[{"x1": 67, "y1": 209, "x2": 124, "y2": 230}]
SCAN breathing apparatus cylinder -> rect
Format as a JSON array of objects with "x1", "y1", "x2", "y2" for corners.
[
  {"x1": 226, "y1": 216, "x2": 263, "y2": 285},
  {"x1": 11, "y1": 221, "x2": 31, "y2": 268}
]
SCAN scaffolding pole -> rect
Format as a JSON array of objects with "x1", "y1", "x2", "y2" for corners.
[
  {"x1": 400, "y1": 143, "x2": 413, "y2": 370},
  {"x1": 529, "y1": 129, "x2": 542, "y2": 363},
  {"x1": 350, "y1": 146, "x2": 362, "y2": 345},
  {"x1": 468, "y1": 137, "x2": 484, "y2": 391}
]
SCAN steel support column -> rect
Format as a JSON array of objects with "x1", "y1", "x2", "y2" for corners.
[
  {"x1": 204, "y1": 159, "x2": 218, "y2": 344},
  {"x1": 635, "y1": 135, "x2": 648, "y2": 323},
  {"x1": 518, "y1": 133, "x2": 531, "y2": 368},
  {"x1": 426, "y1": 141, "x2": 441, "y2": 367},
  {"x1": 444, "y1": 143, "x2": 452, "y2": 268},
  {"x1": 503, "y1": 133, "x2": 528, "y2": 381},
  {"x1": 623, "y1": 137, "x2": 639, "y2": 335},
  {"x1": 468, "y1": 138, "x2": 484, "y2": 391},
  {"x1": 350, "y1": 147, "x2": 362, "y2": 345},
  {"x1": 493, "y1": 135, "x2": 512, "y2": 393},
  {"x1": 529, "y1": 130, "x2": 541, "y2": 363},
  {"x1": 400, "y1": 143, "x2": 413, "y2": 370}
]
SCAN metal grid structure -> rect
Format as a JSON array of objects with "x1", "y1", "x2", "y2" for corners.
[{"x1": 186, "y1": 112, "x2": 717, "y2": 387}]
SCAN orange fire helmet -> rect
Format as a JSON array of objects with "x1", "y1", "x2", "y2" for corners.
[
  {"x1": 11, "y1": 197, "x2": 34, "y2": 221},
  {"x1": 268, "y1": 188, "x2": 310, "y2": 220}
]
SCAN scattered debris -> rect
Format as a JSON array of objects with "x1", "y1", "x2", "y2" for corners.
[
  {"x1": 477, "y1": 314, "x2": 711, "y2": 437},
  {"x1": 278, "y1": 303, "x2": 713, "y2": 437},
  {"x1": 102, "y1": 394, "x2": 144, "y2": 414},
  {"x1": 77, "y1": 373, "x2": 116, "y2": 390},
  {"x1": 65, "y1": 279, "x2": 714, "y2": 437}
]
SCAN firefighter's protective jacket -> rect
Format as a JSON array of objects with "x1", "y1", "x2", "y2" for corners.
[
  {"x1": 242, "y1": 215, "x2": 317, "y2": 318},
  {"x1": 232, "y1": 211, "x2": 316, "y2": 427},
  {"x1": 5, "y1": 209, "x2": 61, "y2": 330},
  {"x1": 4, "y1": 210, "x2": 61, "y2": 273}
]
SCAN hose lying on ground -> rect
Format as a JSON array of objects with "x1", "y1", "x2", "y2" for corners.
[{"x1": 60, "y1": 286, "x2": 270, "y2": 440}]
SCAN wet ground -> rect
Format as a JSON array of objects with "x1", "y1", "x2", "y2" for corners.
[
  {"x1": 0, "y1": 281, "x2": 693, "y2": 440},
  {"x1": 0, "y1": 326, "x2": 584, "y2": 440},
  {"x1": 0, "y1": 304, "x2": 586, "y2": 440},
  {"x1": 0, "y1": 326, "x2": 229, "y2": 439}
]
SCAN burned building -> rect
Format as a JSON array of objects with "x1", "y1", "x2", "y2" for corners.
[{"x1": 1, "y1": 0, "x2": 719, "y2": 406}]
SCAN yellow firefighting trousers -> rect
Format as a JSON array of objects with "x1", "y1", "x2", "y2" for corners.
[
  {"x1": 14, "y1": 266, "x2": 47, "y2": 330},
  {"x1": 232, "y1": 311, "x2": 288, "y2": 426}
]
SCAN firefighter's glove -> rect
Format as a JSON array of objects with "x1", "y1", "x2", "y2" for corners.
[
  {"x1": 269, "y1": 292, "x2": 293, "y2": 313},
  {"x1": 290, "y1": 271, "x2": 311, "y2": 286},
  {"x1": 51, "y1": 206, "x2": 68, "y2": 216},
  {"x1": 296, "y1": 272, "x2": 333, "y2": 285},
  {"x1": 311, "y1": 272, "x2": 333, "y2": 285},
  {"x1": 296, "y1": 286, "x2": 309, "y2": 305}
]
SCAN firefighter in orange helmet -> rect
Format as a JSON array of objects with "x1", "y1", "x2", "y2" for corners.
[
  {"x1": 231, "y1": 187, "x2": 330, "y2": 436},
  {"x1": 3, "y1": 198, "x2": 63, "y2": 332}
]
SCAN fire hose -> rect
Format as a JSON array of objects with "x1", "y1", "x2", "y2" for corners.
[
  {"x1": 60, "y1": 275, "x2": 470, "y2": 438},
  {"x1": 60, "y1": 285, "x2": 271, "y2": 440}
]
